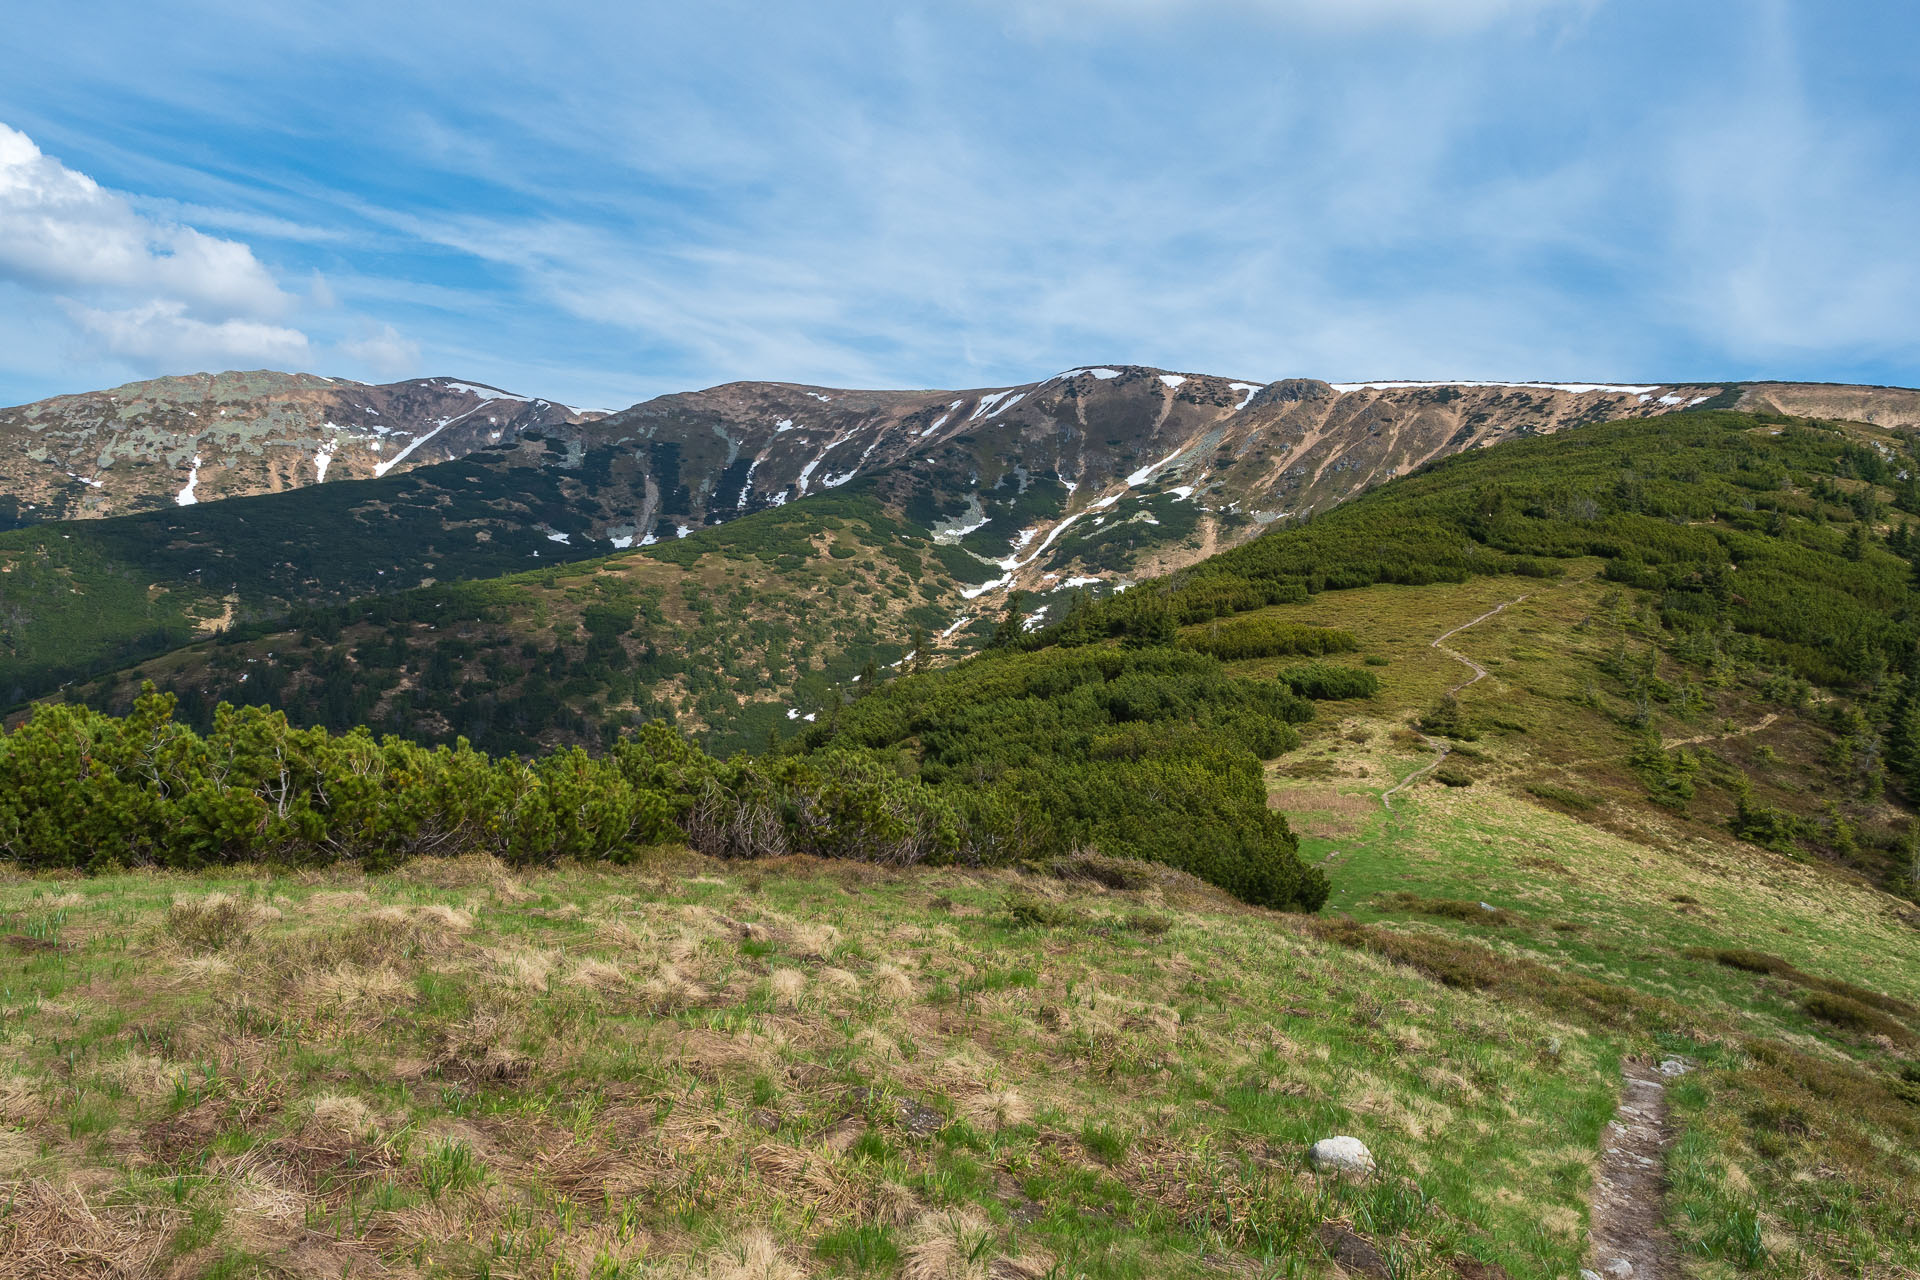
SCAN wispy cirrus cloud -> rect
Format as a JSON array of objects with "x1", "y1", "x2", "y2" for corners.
[{"x1": 0, "y1": 0, "x2": 1914, "y2": 407}]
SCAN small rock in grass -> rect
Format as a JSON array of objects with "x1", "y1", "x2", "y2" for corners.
[
  {"x1": 1657, "y1": 1057, "x2": 1691, "y2": 1076},
  {"x1": 1308, "y1": 1135, "x2": 1375, "y2": 1176}
]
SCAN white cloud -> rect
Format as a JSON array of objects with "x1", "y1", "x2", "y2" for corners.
[
  {"x1": 0, "y1": 121, "x2": 354, "y2": 382},
  {"x1": 0, "y1": 123, "x2": 290, "y2": 317},
  {"x1": 337, "y1": 323, "x2": 421, "y2": 379},
  {"x1": 64, "y1": 300, "x2": 310, "y2": 366}
]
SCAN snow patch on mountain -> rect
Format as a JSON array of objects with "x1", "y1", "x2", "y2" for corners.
[
  {"x1": 436, "y1": 379, "x2": 525, "y2": 400},
  {"x1": 921, "y1": 400, "x2": 964, "y2": 436},
  {"x1": 737, "y1": 456, "x2": 763, "y2": 509},
  {"x1": 175, "y1": 456, "x2": 202, "y2": 506},
  {"x1": 1126, "y1": 443, "x2": 1191, "y2": 488},
  {"x1": 969, "y1": 390, "x2": 1019, "y2": 421}
]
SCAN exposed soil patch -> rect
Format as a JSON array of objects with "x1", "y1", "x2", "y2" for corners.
[{"x1": 1586, "y1": 1059, "x2": 1687, "y2": 1280}]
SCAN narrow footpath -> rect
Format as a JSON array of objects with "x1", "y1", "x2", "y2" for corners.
[
  {"x1": 1380, "y1": 596, "x2": 1527, "y2": 809},
  {"x1": 1585, "y1": 1059, "x2": 1690, "y2": 1280}
]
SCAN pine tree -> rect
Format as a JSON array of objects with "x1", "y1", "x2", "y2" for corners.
[
  {"x1": 1885, "y1": 675, "x2": 1920, "y2": 788},
  {"x1": 989, "y1": 591, "x2": 1028, "y2": 650},
  {"x1": 1844, "y1": 522, "x2": 1869, "y2": 562}
]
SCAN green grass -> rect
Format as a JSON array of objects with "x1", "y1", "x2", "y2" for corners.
[{"x1": 0, "y1": 855, "x2": 1637, "y2": 1279}]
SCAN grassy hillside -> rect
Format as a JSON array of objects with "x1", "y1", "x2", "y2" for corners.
[
  {"x1": 1026, "y1": 411, "x2": 1920, "y2": 896},
  {"x1": 0, "y1": 439, "x2": 617, "y2": 704},
  {"x1": 1, "y1": 828, "x2": 1911, "y2": 1278},
  {"x1": 55, "y1": 495, "x2": 989, "y2": 758},
  {"x1": 1246, "y1": 585, "x2": 1920, "y2": 1275}
]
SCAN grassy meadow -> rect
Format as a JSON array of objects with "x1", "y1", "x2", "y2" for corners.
[{"x1": 3, "y1": 852, "x2": 1637, "y2": 1280}]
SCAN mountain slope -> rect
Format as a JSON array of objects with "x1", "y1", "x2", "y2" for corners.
[
  {"x1": 0, "y1": 369, "x2": 600, "y2": 523},
  {"x1": 68, "y1": 404, "x2": 1920, "y2": 884},
  {"x1": 17, "y1": 371, "x2": 1920, "y2": 712},
  {"x1": 511, "y1": 371, "x2": 1731, "y2": 591},
  {"x1": 0, "y1": 369, "x2": 1737, "y2": 703},
  {"x1": 55, "y1": 492, "x2": 983, "y2": 756}
]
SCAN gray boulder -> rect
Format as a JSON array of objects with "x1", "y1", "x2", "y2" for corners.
[{"x1": 1308, "y1": 1135, "x2": 1376, "y2": 1176}]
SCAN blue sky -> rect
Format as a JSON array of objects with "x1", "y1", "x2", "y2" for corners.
[{"x1": 1, "y1": 0, "x2": 1916, "y2": 409}]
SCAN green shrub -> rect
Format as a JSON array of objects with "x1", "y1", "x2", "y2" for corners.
[
  {"x1": 1629, "y1": 732, "x2": 1697, "y2": 809},
  {"x1": 1802, "y1": 992, "x2": 1912, "y2": 1042},
  {"x1": 1278, "y1": 662, "x2": 1380, "y2": 700},
  {"x1": 1525, "y1": 782, "x2": 1597, "y2": 811},
  {"x1": 804, "y1": 646, "x2": 1331, "y2": 912},
  {"x1": 1182, "y1": 618, "x2": 1360, "y2": 661},
  {"x1": 1432, "y1": 764, "x2": 1474, "y2": 787},
  {"x1": 1417, "y1": 695, "x2": 1479, "y2": 741},
  {"x1": 0, "y1": 686, "x2": 968, "y2": 875}
]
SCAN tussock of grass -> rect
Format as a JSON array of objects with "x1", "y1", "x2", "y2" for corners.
[
  {"x1": 1799, "y1": 991, "x2": 1915, "y2": 1043},
  {"x1": 1304, "y1": 916, "x2": 1696, "y2": 1037},
  {"x1": 1374, "y1": 892, "x2": 1516, "y2": 928},
  {"x1": 165, "y1": 892, "x2": 271, "y2": 953},
  {"x1": 1691, "y1": 946, "x2": 1920, "y2": 1020},
  {"x1": 1524, "y1": 782, "x2": 1598, "y2": 812}
]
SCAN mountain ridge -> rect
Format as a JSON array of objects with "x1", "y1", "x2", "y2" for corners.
[
  {"x1": 0, "y1": 369, "x2": 602, "y2": 523},
  {"x1": 10, "y1": 367, "x2": 1920, "y2": 711}
]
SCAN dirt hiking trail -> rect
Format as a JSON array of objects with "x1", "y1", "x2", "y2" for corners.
[
  {"x1": 1380, "y1": 596, "x2": 1527, "y2": 809},
  {"x1": 1585, "y1": 1058, "x2": 1690, "y2": 1280}
]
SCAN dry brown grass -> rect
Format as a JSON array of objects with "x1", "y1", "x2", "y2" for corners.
[
  {"x1": 565, "y1": 957, "x2": 628, "y2": 989},
  {"x1": 430, "y1": 1009, "x2": 531, "y2": 1083},
  {"x1": 165, "y1": 892, "x2": 272, "y2": 953},
  {"x1": 0, "y1": 1179, "x2": 178, "y2": 1279},
  {"x1": 703, "y1": 1228, "x2": 808, "y2": 1280},
  {"x1": 768, "y1": 967, "x2": 808, "y2": 1009},
  {"x1": 901, "y1": 1209, "x2": 995, "y2": 1280},
  {"x1": 960, "y1": 1088, "x2": 1033, "y2": 1131}
]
